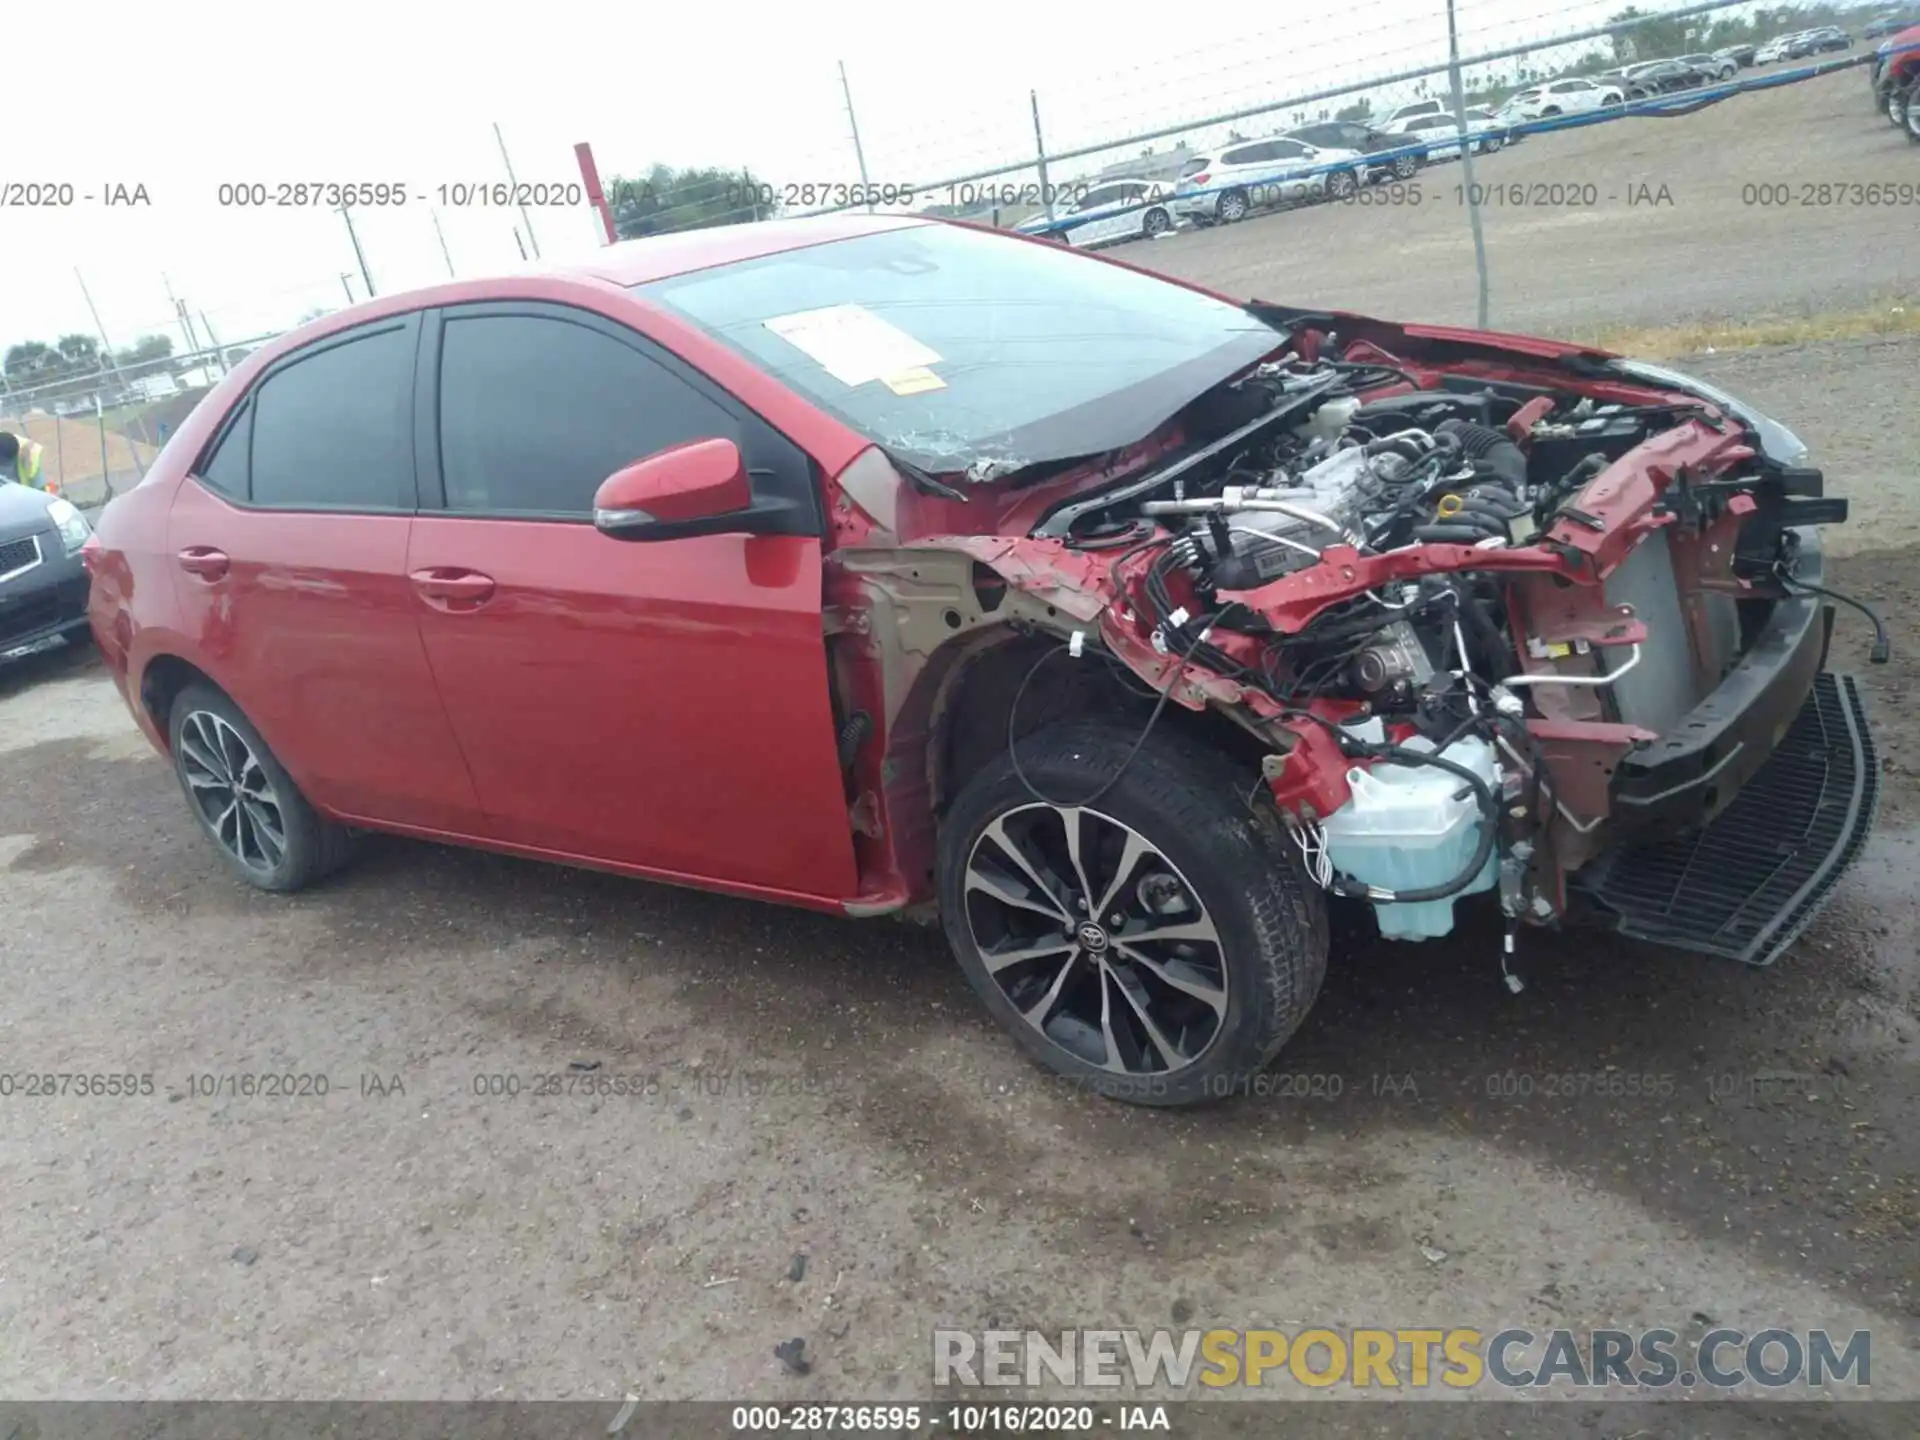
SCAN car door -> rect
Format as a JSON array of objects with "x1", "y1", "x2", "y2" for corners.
[
  {"x1": 404, "y1": 300, "x2": 859, "y2": 901},
  {"x1": 1064, "y1": 184, "x2": 1132, "y2": 247},
  {"x1": 166, "y1": 314, "x2": 486, "y2": 833}
]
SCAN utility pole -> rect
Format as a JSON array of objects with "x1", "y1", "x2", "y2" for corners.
[
  {"x1": 163, "y1": 274, "x2": 201, "y2": 355},
  {"x1": 839, "y1": 61, "x2": 874, "y2": 212},
  {"x1": 337, "y1": 205, "x2": 375, "y2": 297},
  {"x1": 1445, "y1": 0, "x2": 1491, "y2": 329},
  {"x1": 200, "y1": 312, "x2": 228, "y2": 375},
  {"x1": 430, "y1": 208, "x2": 457, "y2": 277},
  {"x1": 494, "y1": 122, "x2": 540, "y2": 258},
  {"x1": 1031, "y1": 90, "x2": 1055, "y2": 224}
]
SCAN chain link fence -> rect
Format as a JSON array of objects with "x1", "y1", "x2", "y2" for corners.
[{"x1": 6, "y1": 0, "x2": 1911, "y2": 516}]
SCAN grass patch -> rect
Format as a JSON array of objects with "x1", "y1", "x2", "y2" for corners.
[{"x1": 1578, "y1": 300, "x2": 1920, "y2": 360}]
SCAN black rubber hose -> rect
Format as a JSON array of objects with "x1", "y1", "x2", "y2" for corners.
[
  {"x1": 1329, "y1": 741, "x2": 1501, "y2": 905},
  {"x1": 1436, "y1": 418, "x2": 1527, "y2": 488},
  {"x1": 1412, "y1": 522, "x2": 1500, "y2": 544}
]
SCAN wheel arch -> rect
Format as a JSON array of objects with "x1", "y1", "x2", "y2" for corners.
[
  {"x1": 138, "y1": 652, "x2": 225, "y2": 755},
  {"x1": 826, "y1": 543, "x2": 1271, "y2": 910}
]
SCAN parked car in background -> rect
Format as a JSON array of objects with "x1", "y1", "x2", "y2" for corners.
[
  {"x1": 1716, "y1": 43, "x2": 1759, "y2": 67},
  {"x1": 1678, "y1": 51, "x2": 1738, "y2": 80},
  {"x1": 1863, "y1": 14, "x2": 1912, "y2": 39},
  {"x1": 1378, "y1": 99, "x2": 1447, "y2": 128},
  {"x1": 1502, "y1": 75, "x2": 1627, "y2": 119},
  {"x1": 1013, "y1": 180, "x2": 1179, "y2": 248},
  {"x1": 1609, "y1": 59, "x2": 1713, "y2": 97},
  {"x1": 1170, "y1": 137, "x2": 1372, "y2": 224},
  {"x1": 1462, "y1": 106, "x2": 1518, "y2": 146},
  {"x1": 1, "y1": 484, "x2": 93, "y2": 664},
  {"x1": 1801, "y1": 26, "x2": 1853, "y2": 52},
  {"x1": 1382, "y1": 111, "x2": 1504, "y2": 159},
  {"x1": 1283, "y1": 122, "x2": 1425, "y2": 181},
  {"x1": 1754, "y1": 34, "x2": 1801, "y2": 63}
]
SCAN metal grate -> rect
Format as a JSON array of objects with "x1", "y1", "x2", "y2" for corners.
[
  {"x1": 1582, "y1": 673, "x2": 1878, "y2": 966},
  {"x1": 0, "y1": 535, "x2": 41, "y2": 581}
]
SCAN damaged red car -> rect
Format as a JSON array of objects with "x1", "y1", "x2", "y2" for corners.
[{"x1": 85, "y1": 214, "x2": 1881, "y2": 1105}]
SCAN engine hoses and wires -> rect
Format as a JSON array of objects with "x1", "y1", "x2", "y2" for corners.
[
  {"x1": 1774, "y1": 565, "x2": 1892, "y2": 664},
  {"x1": 1005, "y1": 622, "x2": 1210, "y2": 809}
]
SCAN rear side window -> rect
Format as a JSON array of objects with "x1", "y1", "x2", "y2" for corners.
[
  {"x1": 434, "y1": 312, "x2": 747, "y2": 516},
  {"x1": 198, "y1": 403, "x2": 252, "y2": 499},
  {"x1": 249, "y1": 325, "x2": 415, "y2": 509},
  {"x1": 1180, "y1": 157, "x2": 1211, "y2": 177}
]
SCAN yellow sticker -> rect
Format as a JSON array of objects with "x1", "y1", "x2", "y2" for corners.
[{"x1": 883, "y1": 367, "x2": 947, "y2": 395}]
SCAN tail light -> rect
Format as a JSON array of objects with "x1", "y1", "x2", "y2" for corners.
[{"x1": 1190, "y1": 172, "x2": 1211, "y2": 185}]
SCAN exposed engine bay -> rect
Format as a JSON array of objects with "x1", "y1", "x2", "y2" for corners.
[{"x1": 992, "y1": 341, "x2": 1879, "y2": 977}]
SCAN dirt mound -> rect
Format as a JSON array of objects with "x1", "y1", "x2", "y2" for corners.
[{"x1": 9, "y1": 413, "x2": 157, "y2": 486}]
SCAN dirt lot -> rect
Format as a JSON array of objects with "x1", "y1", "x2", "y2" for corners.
[
  {"x1": 1137, "y1": 60, "x2": 1916, "y2": 336},
  {"x1": 3, "y1": 63, "x2": 1919, "y2": 1431}
]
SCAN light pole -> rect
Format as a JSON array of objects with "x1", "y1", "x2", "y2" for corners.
[{"x1": 1445, "y1": 0, "x2": 1491, "y2": 328}]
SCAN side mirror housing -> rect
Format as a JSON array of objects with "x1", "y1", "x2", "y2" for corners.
[{"x1": 593, "y1": 437, "x2": 753, "y2": 541}]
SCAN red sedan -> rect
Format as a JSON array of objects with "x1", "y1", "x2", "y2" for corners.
[{"x1": 86, "y1": 214, "x2": 1876, "y2": 1105}]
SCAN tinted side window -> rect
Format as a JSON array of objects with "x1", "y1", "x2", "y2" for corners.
[
  {"x1": 436, "y1": 313, "x2": 744, "y2": 516},
  {"x1": 249, "y1": 326, "x2": 415, "y2": 510},
  {"x1": 198, "y1": 403, "x2": 253, "y2": 499}
]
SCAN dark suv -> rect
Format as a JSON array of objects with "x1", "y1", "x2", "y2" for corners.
[{"x1": 1283, "y1": 122, "x2": 1424, "y2": 181}]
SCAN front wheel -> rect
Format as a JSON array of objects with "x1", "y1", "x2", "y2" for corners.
[
  {"x1": 1141, "y1": 206, "x2": 1172, "y2": 237},
  {"x1": 1390, "y1": 152, "x2": 1420, "y2": 180},
  {"x1": 168, "y1": 683, "x2": 359, "y2": 891},
  {"x1": 1904, "y1": 83, "x2": 1920, "y2": 141},
  {"x1": 1480, "y1": 134, "x2": 1506, "y2": 153},
  {"x1": 936, "y1": 719, "x2": 1329, "y2": 1107},
  {"x1": 1325, "y1": 168, "x2": 1359, "y2": 201}
]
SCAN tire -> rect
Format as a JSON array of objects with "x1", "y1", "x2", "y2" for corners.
[
  {"x1": 168, "y1": 682, "x2": 358, "y2": 892},
  {"x1": 1325, "y1": 168, "x2": 1359, "y2": 201},
  {"x1": 1216, "y1": 188, "x2": 1250, "y2": 223},
  {"x1": 1481, "y1": 134, "x2": 1505, "y2": 153},
  {"x1": 1889, "y1": 79, "x2": 1916, "y2": 130},
  {"x1": 1142, "y1": 206, "x2": 1172, "y2": 237},
  {"x1": 1905, "y1": 84, "x2": 1920, "y2": 142},
  {"x1": 936, "y1": 718, "x2": 1330, "y2": 1108},
  {"x1": 1390, "y1": 152, "x2": 1420, "y2": 180}
]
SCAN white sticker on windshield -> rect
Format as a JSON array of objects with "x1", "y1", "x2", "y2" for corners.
[{"x1": 764, "y1": 304, "x2": 942, "y2": 388}]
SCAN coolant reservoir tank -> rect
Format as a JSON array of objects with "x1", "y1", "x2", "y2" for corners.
[
  {"x1": 1293, "y1": 396, "x2": 1363, "y2": 445},
  {"x1": 1320, "y1": 733, "x2": 1500, "y2": 941}
]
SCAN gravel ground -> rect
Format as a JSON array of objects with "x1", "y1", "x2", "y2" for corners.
[
  {"x1": 1134, "y1": 59, "x2": 1915, "y2": 336},
  {"x1": 3, "y1": 66, "x2": 1918, "y2": 1427}
]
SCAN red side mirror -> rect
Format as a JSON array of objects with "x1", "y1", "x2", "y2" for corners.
[{"x1": 592, "y1": 437, "x2": 751, "y2": 539}]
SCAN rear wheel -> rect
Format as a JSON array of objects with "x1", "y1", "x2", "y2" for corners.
[
  {"x1": 1142, "y1": 206, "x2": 1172, "y2": 237},
  {"x1": 936, "y1": 719, "x2": 1329, "y2": 1107},
  {"x1": 1905, "y1": 83, "x2": 1920, "y2": 141},
  {"x1": 168, "y1": 683, "x2": 358, "y2": 892},
  {"x1": 1325, "y1": 168, "x2": 1359, "y2": 201},
  {"x1": 1217, "y1": 188, "x2": 1250, "y2": 223},
  {"x1": 1390, "y1": 152, "x2": 1420, "y2": 180},
  {"x1": 1889, "y1": 79, "x2": 1915, "y2": 130}
]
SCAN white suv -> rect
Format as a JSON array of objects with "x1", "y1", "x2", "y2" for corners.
[
  {"x1": 1502, "y1": 75, "x2": 1627, "y2": 119},
  {"x1": 1169, "y1": 137, "x2": 1372, "y2": 224}
]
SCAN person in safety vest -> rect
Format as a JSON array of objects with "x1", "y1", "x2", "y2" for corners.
[{"x1": 0, "y1": 432, "x2": 54, "y2": 493}]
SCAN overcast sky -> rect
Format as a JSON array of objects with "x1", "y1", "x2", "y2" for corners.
[{"x1": 6, "y1": 0, "x2": 1757, "y2": 355}]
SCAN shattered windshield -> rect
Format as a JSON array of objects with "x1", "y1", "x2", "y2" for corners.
[{"x1": 635, "y1": 222, "x2": 1282, "y2": 477}]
